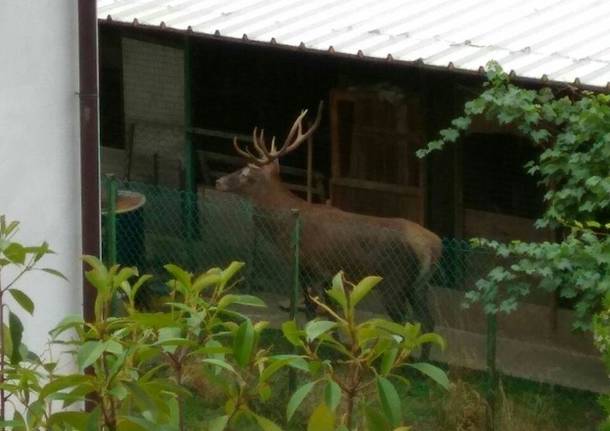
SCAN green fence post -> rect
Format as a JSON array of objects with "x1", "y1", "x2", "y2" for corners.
[
  {"x1": 486, "y1": 310, "x2": 498, "y2": 431},
  {"x1": 183, "y1": 36, "x2": 198, "y2": 270},
  {"x1": 104, "y1": 174, "x2": 118, "y2": 267},
  {"x1": 104, "y1": 174, "x2": 122, "y2": 316},
  {"x1": 288, "y1": 208, "x2": 301, "y2": 393}
]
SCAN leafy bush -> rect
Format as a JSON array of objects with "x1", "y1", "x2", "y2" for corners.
[
  {"x1": 0, "y1": 216, "x2": 65, "y2": 429},
  {"x1": 0, "y1": 215, "x2": 448, "y2": 430},
  {"x1": 282, "y1": 272, "x2": 448, "y2": 431},
  {"x1": 419, "y1": 62, "x2": 610, "y2": 328}
]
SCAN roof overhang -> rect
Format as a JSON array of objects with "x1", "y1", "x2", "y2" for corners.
[{"x1": 98, "y1": 0, "x2": 610, "y2": 91}]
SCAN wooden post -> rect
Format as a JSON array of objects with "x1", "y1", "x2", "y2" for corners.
[{"x1": 306, "y1": 120, "x2": 313, "y2": 203}]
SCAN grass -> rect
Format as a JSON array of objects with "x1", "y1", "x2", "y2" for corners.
[{"x1": 180, "y1": 329, "x2": 603, "y2": 431}]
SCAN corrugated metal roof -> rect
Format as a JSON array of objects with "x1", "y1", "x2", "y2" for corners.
[{"x1": 98, "y1": 0, "x2": 610, "y2": 89}]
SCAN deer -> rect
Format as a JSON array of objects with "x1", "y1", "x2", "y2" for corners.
[{"x1": 215, "y1": 102, "x2": 442, "y2": 358}]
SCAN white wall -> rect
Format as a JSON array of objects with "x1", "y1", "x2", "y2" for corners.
[{"x1": 0, "y1": 1, "x2": 83, "y2": 355}]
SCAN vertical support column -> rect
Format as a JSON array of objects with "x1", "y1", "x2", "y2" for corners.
[
  {"x1": 104, "y1": 174, "x2": 122, "y2": 317},
  {"x1": 183, "y1": 37, "x2": 195, "y2": 195},
  {"x1": 486, "y1": 311, "x2": 498, "y2": 431},
  {"x1": 288, "y1": 208, "x2": 301, "y2": 392},
  {"x1": 183, "y1": 37, "x2": 197, "y2": 269}
]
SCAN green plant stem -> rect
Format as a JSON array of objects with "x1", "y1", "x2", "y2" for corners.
[
  {"x1": 168, "y1": 350, "x2": 186, "y2": 431},
  {"x1": 101, "y1": 353, "x2": 117, "y2": 431},
  {"x1": 2, "y1": 257, "x2": 35, "y2": 293}
]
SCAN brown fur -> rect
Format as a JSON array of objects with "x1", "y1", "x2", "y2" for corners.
[{"x1": 216, "y1": 162, "x2": 442, "y2": 340}]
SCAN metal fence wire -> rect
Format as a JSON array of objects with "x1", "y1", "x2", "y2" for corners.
[
  {"x1": 98, "y1": 178, "x2": 606, "y2": 428},
  {"x1": 101, "y1": 178, "x2": 495, "y2": 320}
]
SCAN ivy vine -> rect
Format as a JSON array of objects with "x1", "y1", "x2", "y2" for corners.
[{"x1": 419, "y1": 62, "x2": 610, "y2": 329}]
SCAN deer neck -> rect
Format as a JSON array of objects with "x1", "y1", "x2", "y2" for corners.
[{"x1": 251, "y1": 177, "x2": 306, "y2": 209}]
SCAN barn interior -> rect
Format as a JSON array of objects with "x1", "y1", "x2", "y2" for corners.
[{"x1": 99, "y1": 23, "x2": 547, "y2": 244}]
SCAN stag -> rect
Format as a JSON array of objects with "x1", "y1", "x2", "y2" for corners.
[{"x1": 216, "y1": 103, "x2": 442, "y2": 356}]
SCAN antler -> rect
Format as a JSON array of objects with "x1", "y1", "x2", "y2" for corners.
[{"x1": 233, "y1": 101, "x2": 324, "y2": 166}]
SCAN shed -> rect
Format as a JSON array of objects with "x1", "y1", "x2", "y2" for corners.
[{"x1": 97, "y1": 0, "x2": 610, "y2": 243}]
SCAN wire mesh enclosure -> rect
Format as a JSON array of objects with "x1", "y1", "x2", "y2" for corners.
[
  {"x1": 101, "y1": 179, "x2": 485, "y2": 320},
  {"x1": 100, "y1": 178, "x2": 608, "y2": 401}
]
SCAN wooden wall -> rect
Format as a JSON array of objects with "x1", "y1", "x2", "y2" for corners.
[{"x1": 99, "y1": 23, "x2": 547, "y2": 244}]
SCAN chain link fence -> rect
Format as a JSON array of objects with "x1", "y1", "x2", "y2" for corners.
[
  {"x1": 101, "y1": 178, "x2": 488, "y2": 320},
  {"x1": 100, "y1": 177, "x2": 606, "y2": 420}
]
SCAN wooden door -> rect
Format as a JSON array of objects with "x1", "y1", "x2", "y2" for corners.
[{"x1": 329, "y1": 88, "x2": 426, "y2": 223}]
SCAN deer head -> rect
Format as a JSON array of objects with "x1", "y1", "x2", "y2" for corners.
[{"x1": 215, "y1": 101, "x2": 323, "y2": 198}]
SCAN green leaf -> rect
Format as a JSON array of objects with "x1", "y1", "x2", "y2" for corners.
[
  {"x1": 123, "y1": 381, "x2": 157, "y2": 417},
  {"x1": 192, "y1": 272, "x2": 221, "y2": 293},
  {"x1": 218, "y1": 294, "x2": 266, "y2": 309},
  {"x1": 117, "y1": 416, "x2": 156, "y2": 431},
  {"x1": 2, "y1": 324, "x2": 13, "y2": 359},
  {"x1": 41, "y1": 268, "x2": 68, "y2": 281},
  {"x1": 49, "y1": 314, "x2": 84, "y2": 338},
  {"x1": 416, "y1": 333, "x2": 446, "y2": 350},
  {"x1": 253, "y1": 413, "x2": 283, "y2": 431},
  {"x1": 287, "y1": 381, "x2": 316, "y2": 421},
  {"x1": 130, "y1": 274, "x2": 152, "y2": 300},
  {"x1": 233, "y1": 319, "x2": 255, "y2": 367},
  {"x1": 364, "y1": 406, "x2": 390, "y2": 431},
  {"x1": 307, "y1": 403, "x2": 335, "y2": 431},
  {"x1": 377, "y1": 376, "x2": 401, "y2": 427},
  {"x1": 260, "y1": 357, "x2": 296, "y2": 383},
  {"x1": 323, "y1": 380, "x2": 341, "y2": 411},
  {"x1": 208, "y1": 415, "x2": 229, "y2": 431},
  {"x1": 77, "y1": 341, "x2": 105, "y2": 371},
  {"x1": 221, "y1": 261, "x2": 245, "y2": 285},
  {"x1": 8, "y1": 311, "x2": 23, "y2": 364},
  {"x1": 9, "y1": 289, "x2": 34, "y2": 315},
  {"x1": 4, "y1": 242, "x2": 26, "y2": 264},
  {"x1": 271, "y1": 354, "x2": 310, "y2": 372},
  {"x1": 380, "y1": 347, "x2": 399, "y2": 375},
  {"x1": 47, "y1": 411, "x2": 90, "y2": 429},
  {"x1": 304, "y1": 320, "x2": 337, "y2": 343},
  {"x1": 407, "y1": 363, "x2": 449, "y2": 390},
  {"x1": 82, "y1": 255, "x2": 105, "y2": 273},
  {"x1": 351, "y1": 276, "x2": 382, "y2": 308},
  {"x1": 40, "y1": 374, "x2": 92, "y2": 400},
  {"x1": 281, "y1": 320, "x2": 302, "y2": 346},
  {"x1": 164, "y1": 264, "x2": 192, "y2": 288},
  {"x1": 327, "y1": 272, "x2": 347, "y2": 314},
  {"x1": 201, "y1": 358, "x2": 238, "y2": 376},
  {"x1": 157, "y1": 326, "x2": 182, "y2": 354},
  {"x1": 86, "y1": 406, "x2": 102, "y2": 431}
]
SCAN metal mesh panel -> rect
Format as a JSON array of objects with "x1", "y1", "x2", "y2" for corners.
[
  {"x1": 102, "y1": 179, "x2": 492, "y2": 319},
  {"x1": 101, "y1": 179, "x2": 606, "y2": 403}
]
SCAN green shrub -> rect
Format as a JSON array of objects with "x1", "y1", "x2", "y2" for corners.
[
  {"x1": 282, "y1": 272, "x2": 448, "y2": 431},
  {"x1": 0, "y1": 215, "x2": 448, "y2": 431}
]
